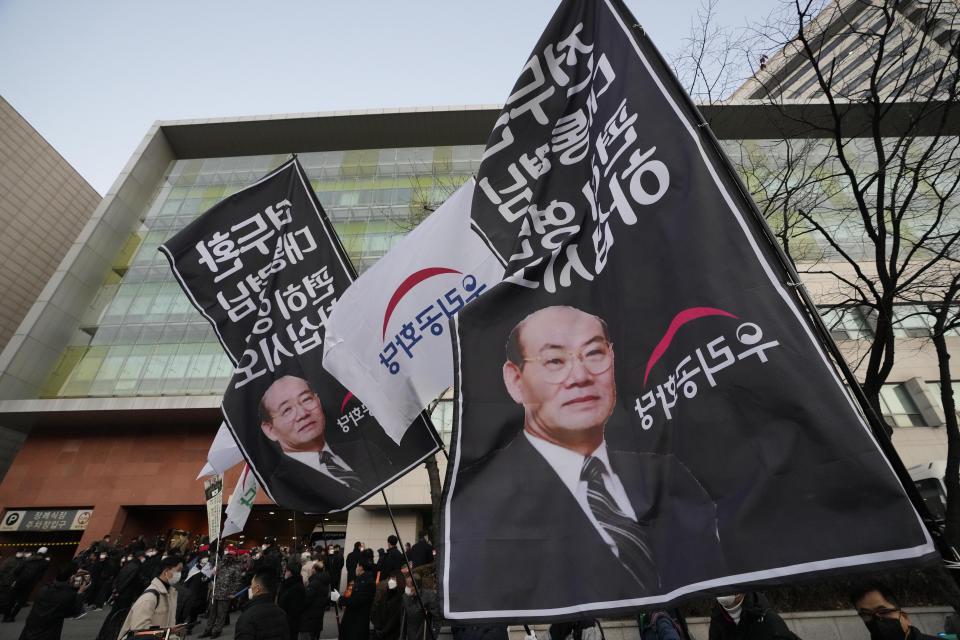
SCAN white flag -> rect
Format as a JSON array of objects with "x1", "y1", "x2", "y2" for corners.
[
  {"x1": 221, "y1": 464, "x2": 258, "y2": 538},
  {"x1": 196, "y1": 422, "x2": 244, "y2": 479},
  {"x1": 323, "y1": 179, "x2": 504, "y2": 442}
]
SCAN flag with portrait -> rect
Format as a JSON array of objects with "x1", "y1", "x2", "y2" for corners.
[
  {"x1": 161, "y1": 158, "x2": 441, "y2": 514},
  {"x1": 438, "y1": 0, "x2": 935, "y2": 623}
]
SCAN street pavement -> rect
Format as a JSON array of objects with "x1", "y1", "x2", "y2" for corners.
[{"x1": 0, "y1": 603, "x2": 343, "y2": 640}]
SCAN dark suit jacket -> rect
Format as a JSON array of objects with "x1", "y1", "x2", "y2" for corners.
[
  {"x1": 445, "y1": 432, "x2": 720, "y2": 615},
  {"x1": 266, "y1": 439, "x2": 400, "y2": 513}
]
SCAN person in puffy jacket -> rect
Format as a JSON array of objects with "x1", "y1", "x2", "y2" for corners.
[
  {"x1": 708, "y1": 592, "x2": 799, "y2": 640},
  {"x1": 235, "y1": 568, "x2": 289, "y2": 640}
]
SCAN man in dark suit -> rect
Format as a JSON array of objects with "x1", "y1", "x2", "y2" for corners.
[
  {"x1": 446, "y1": 305, "x2": 720, "y2": 614},
  {"x1": 260, "y1": 375, "x2": 398, "y2": 513}
]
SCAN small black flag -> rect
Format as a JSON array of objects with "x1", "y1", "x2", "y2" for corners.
[{"x1": 161, "y1": 159, "x2": 440, "y2": 513}]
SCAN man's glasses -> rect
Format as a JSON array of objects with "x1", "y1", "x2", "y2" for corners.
[
  {"x1": 857, "y1": 607, "x2": 901, "y2": 622},
  {"x1": 523, "y1": 341, "x2": 613, "y2": 383}
]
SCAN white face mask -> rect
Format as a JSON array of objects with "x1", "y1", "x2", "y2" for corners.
[
  {"x1": 15, "y1": 553, "x2": 23, "y2": 558},
  {"x1": 404, "y1": 586, "x2": 413, "y2": 596},
  {"x1": 99, "y1": 554, "x2": 107, "y2": 560},
  {"x1": 169, "y1": 570, "x2": 182, "y2": 584},
  {"x1": 387, "y1": 579, "x2": 397, "y2": 589},
  {"x1": 199, "y1": 558, "x2": 208, "y2": 565},
  {"x1": 146, "y1": 551, "x2": 156, "y2": 557},
  {"x1": 716, "y1": 595, "x2": 741, "y2": 608},
  {"x1": 261, "y1": 544, "x2": 269, "y2": 551}
]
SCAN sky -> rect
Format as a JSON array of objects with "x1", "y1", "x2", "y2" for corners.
[{"x1": 0, "y1": 0, "x2": 766, "y2": 195}]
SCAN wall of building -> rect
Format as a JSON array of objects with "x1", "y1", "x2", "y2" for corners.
[{"x1": 0, "y1": 96, "x2": 101, "y2": 354}]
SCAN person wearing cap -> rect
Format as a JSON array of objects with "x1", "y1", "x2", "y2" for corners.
[
  {"x1": 2, "y1": 547, "x2": 50, "y2": 622},
  {"x1": 199, "y1": 549, "x2": 245, "y2": 639}
]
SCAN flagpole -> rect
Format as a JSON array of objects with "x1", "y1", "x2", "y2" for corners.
[
  {"x1": 380, "y1": 489, "x2": 429, "y2": 625},
  {"x1": 614, "y1": 3, "x2": 936, "y2": 528}
]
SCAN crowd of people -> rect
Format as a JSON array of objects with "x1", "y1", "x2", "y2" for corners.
[{"x1": 0, "y1": 529, "x2": 955, "y2": 640}]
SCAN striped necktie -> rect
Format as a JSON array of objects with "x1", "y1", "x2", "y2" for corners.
[
  {"x1": 580, "y1": 455, "x2": 658, "y2": 590},
  {"x1": 319, "y1": 451, "x2": 364, "y2": 491}
]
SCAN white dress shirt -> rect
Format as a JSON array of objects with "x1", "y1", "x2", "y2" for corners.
[
  {"x1": 284, "y1": 444, "x2": 356, "y2": 488},
  {"x1": 524, "y1": 431, "x2": 638, "y2": 557}
]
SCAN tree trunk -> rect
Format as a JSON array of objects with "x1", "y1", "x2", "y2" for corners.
[
  {"x1": 934, "y1": 329, "x2": 960, "y2": 553},
  {"x1": 424, "y1": 453, "x2": 443, "y2": 539}
]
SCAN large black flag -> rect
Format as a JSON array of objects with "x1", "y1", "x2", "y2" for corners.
[
  {"x1": 161, "y1": 159, "x2": 440, "y2": 513},
  {"x1": 439, "y1": 0, "x2": 934, "y2": 622}
]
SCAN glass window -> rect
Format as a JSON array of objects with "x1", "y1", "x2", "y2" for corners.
[
  {"x1": 878, "y1": 383, "x2": 927, "y2": 427},
  {"x1": 820, "y1": 307, "x2": 872, "y2": 340},
  {"x1": 431, "y1": 399, "x2": 455, "y2": 446},
  {"x1": 892, "y1": 305, "x2": 934, "y2": 338}
]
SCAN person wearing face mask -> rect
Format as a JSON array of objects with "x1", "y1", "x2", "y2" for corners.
[
  {"x1": 235, "y1": 568, "x2": 289, "y2": 640},
  {"x1": 402, "y1": 573, "x2": 438, "y2": 640},
  {"x1": 300, "y1": 560, "x2": 331, "y2": 640},
  {"x1": 2, "y1": 547, "x2": 51, "y2": 622},
  {"x1": 250, "y1": 537, "x2": 284, "y2": 582},
  {"x1": 117, "y1": 555, "x2": 187, "y2": 640},
  {"x1": 180, "y1": 552, "x2": 212, "y2": 626},
  {"x1": 199, "y1": 549, "x2": 245, "y2": 639},
  {"x1": 708, "y1": 592, "x2": 798, "y2": 640},
  {"x1": 141, "y1": 546, "x2": 162, "y2": 584},
  {"x1": 371, "y1": 572, "x2": 404, "y2": 640},
  {"x1": 851, "y1": 579, "x2": 941, "y2": 640},
  {"x1": 331, "y1": 560, "x2": 376, "y2": 640}
]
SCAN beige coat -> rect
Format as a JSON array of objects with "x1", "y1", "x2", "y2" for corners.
[{"x1": 117, "y1": 577, "x2": 179, "y2": 640}]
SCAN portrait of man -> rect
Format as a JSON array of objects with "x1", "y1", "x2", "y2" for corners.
[
  {"x1": 258, "y1": 375, "x2": 400, "y2": 513},
  {"x1": 445, "y1": 305, "x2": 721, "y2": 615}
]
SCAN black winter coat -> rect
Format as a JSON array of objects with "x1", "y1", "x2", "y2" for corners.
[
  {"x1": 17, "y1": 580, "x2": 82, "y2": 640},
  {"x1": 13, "y1": 557, "x2": 48, "y2": 591},
  {"x1": 301, "y1": 571, "x2": 331, "y2": 633},
  {"x1": 345, "y1": 550, "x2": 361, "y2": 583},
  {"x1": 339, "y1": 571, "x2": 376, "y2": 640},
  {"x1": 403, "y1": 588, "x2": 438, "y2": 640},
  {"x1": 378, "y1": 548, "x2": 403, "y2": 576},
  {"x1": 708, "y1": 593, "x2": 799, "y2": 640},
  {"x1": 278, "y1": 575, "x2": 306, "y2": 633},
  {"x1": 407, "y1": 541, "x2": 432, "y2": 568},
  {"x1": 235, "y1": 593, "x2": 290, "y2": 640},
  {"x1": 371, "y1": 586, "x2": 403, "y2": 640},
  {"x1": 114, "y1": 560, "x2": 145, "y2": 607}
]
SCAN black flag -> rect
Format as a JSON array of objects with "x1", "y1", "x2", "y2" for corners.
[
  {"x1": 161, "y1": 158, "x2": 440, "y2": 513},
  {"x1": 439, "y1": 0, "x2": 934, "y2": 622}
]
